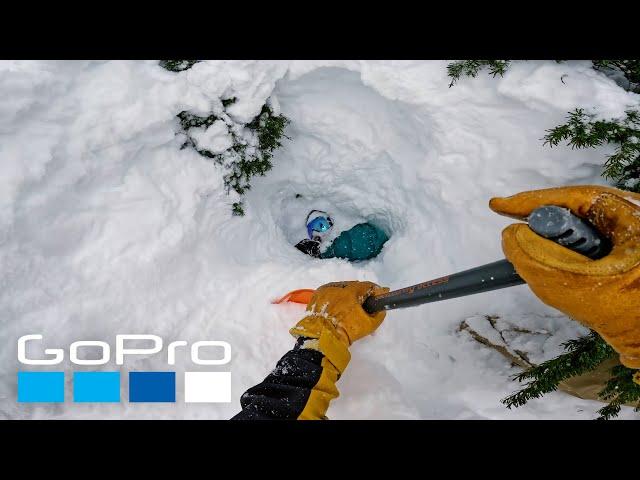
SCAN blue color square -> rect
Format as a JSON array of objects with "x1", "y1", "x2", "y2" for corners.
[
  {"x1": 129, "y1": 372, "x2": 175, "y2": 402},
  {"x1": 18, "y1": 372, "x2": 64, "y2": 403},
  {"x1": 73, "y1": 372, "x2": 120, "y2": 403}
]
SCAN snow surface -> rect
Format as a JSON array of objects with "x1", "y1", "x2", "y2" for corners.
[
  {"x1": 1, "y1": 60, "x2": 639, "y2": 419},
  {"x1": 189, "y1": 120, "x2": 234, "y2": 154}
]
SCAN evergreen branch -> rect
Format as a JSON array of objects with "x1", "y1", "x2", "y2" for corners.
[
  {"x1": 177, "y1": 101, "x2": 289, "y2": 215},
  {"x1": 502, "y1": 331, "x2": 615, "y2": 409},
  {"x1": 591, "y1": 59, "x2": 640, "y2": 87},
  {"x1": 447, "y1": 60, "x2": 511, "y2": 87},
  {"x1": 544, "y1": 108, "x2": 640, "y2": 193},
  {"x1": 596, "y1": 365, "x2": 640, "y2": 420},
  {"x1": 159, "y1": 60, "x2": 201, "y2": 72}
]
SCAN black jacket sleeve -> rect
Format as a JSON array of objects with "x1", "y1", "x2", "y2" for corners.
[{"x1": 231, "y1": 338, "x2": 332, "y2": 420}]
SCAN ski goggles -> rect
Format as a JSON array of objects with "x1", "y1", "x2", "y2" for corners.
[{"x1": 306, "y1": 214, "x2": 333, "y2": 239}]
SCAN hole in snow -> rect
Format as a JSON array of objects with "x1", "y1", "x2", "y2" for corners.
[
  {"x1": 240, "y1": 67, "x2": 432, "y2": 264},
  {"x1": 279, "y1": 193, "x2": 391, "y2": 262}
]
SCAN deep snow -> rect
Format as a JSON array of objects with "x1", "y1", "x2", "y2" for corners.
[{"x1": 1, "y1": 60, "x2": 639, "y2": 419}]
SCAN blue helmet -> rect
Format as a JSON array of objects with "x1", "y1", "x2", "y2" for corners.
[{"x1": 306, "y1": 210, "x2": 333, "y2": 239}]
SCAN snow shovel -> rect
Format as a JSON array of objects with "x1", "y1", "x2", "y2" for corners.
[
  {"x1": 274, "y1": 206, "x2": 610, "y2": 314},
  {"x1": 272, "y1": 289, "x2": 315, "y2": 305}
]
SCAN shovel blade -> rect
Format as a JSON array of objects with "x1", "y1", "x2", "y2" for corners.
[{"x1": 272, "y1": 289, "x2": 315, "y2": 306}]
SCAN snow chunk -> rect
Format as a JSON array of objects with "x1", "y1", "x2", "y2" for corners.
[{"x1": 189, "y1": 120, "x2": 233, "y2": 154}]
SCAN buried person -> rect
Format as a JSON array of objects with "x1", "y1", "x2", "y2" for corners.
[
  {"x1": 295, "y1": 210, "x2": 389, "y2": 261},
  {"x1": 233, "y1": 186, "x2": 640, "y2": 420}
]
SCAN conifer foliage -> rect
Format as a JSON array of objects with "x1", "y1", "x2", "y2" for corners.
[
  {"x1": 501, "y1": 331, "x2": 640, "y2": 420},
  {"x1": 159, "y1": 60, "x2": 201, "y2": 72},
  {"x1": 446, "y1": 60, "x2": 511, "y2": 87},
  {"x1": 592, "y1": 60, "x2": 640, "y2": 93},
  {"x1": 544, "y1": 109, "x2": 640, "y2": 192},
  {"x1": 160, "y1": 61, "x2": 290, "y2": 215}
]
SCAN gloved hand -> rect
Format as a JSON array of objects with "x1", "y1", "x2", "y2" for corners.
[
  {"x1": 285, "y1": 281, "x2": 388, "y2": 420},
  {"x1": 489, "y1": 185, "x2": 640, "y2": 373},
  {"x1": 290, "y1": 281, "x2": 389, "y2": 347}
]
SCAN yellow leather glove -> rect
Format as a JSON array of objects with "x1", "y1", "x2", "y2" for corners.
[
  {"x1": 290, "y1": 280, "x2": 389, "y2": 347},
  {"x1": 290, "y1": 281, "x2": 388, "y2": 373},
  {"x1": 489, "y1": 185, "x2": 640, "y2": 376},
  {"x1": 288, "y1": 281, "x2": 389, "y2": 420}
]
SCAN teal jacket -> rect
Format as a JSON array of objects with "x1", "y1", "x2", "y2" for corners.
[{"x1": 319, "y1": 223, "x2": 389, "y2": 261}]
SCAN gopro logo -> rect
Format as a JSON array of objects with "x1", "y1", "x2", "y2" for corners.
[{"x1": 17, "y1": 334, "x2": 232, "y2": 404}]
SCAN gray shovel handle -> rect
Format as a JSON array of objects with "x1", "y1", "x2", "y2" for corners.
[{"x1": 362, "y1": 206, "x2": 609, "y2": 314}]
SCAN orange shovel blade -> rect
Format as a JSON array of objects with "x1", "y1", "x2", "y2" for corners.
[{"x1": 272, "y1": 289, "x2": 315, "y2": 305}]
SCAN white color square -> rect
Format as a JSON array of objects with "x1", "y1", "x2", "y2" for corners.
[{"x1": 185, "y1": 372, "x2": 231, "y2": 403}]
